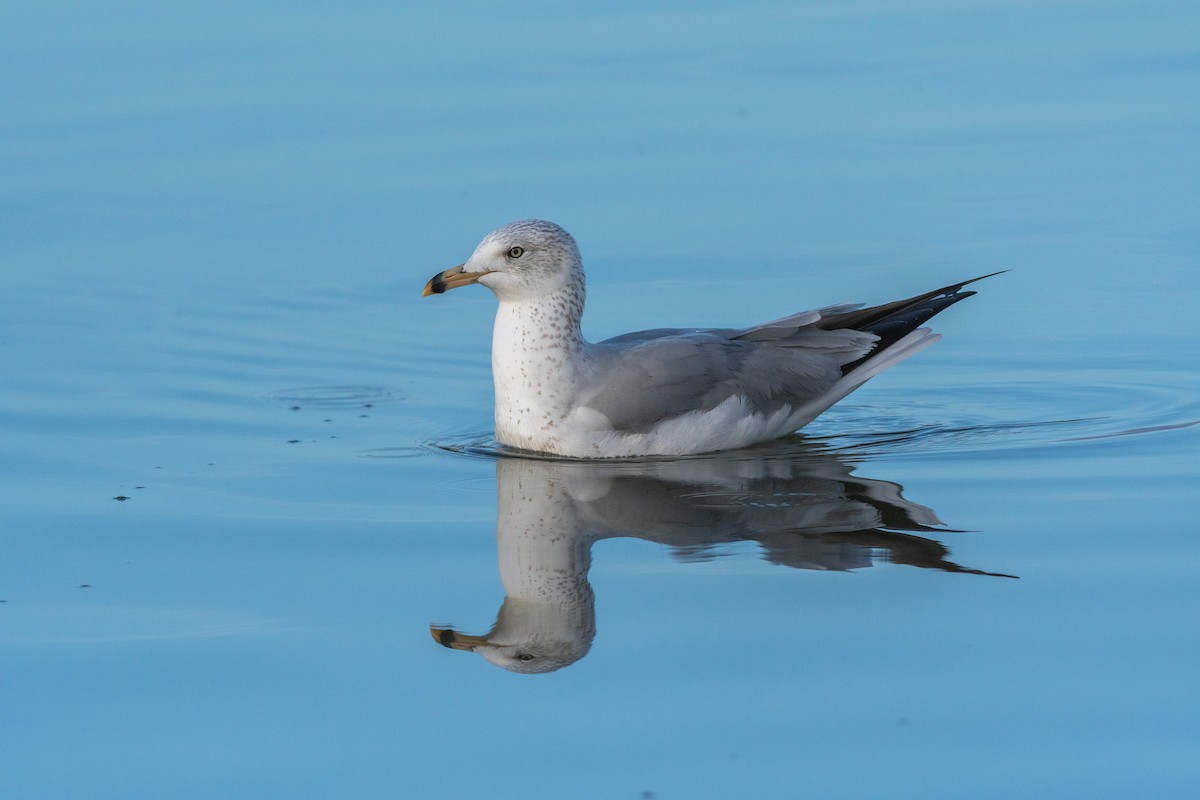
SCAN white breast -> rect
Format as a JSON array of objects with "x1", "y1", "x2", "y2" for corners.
[{"x1": 491, "y1": 297, "x2": 589, "y2": 453}]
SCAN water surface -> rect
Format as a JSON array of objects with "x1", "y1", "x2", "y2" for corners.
[{"x1": 3, "y1": 2, "x2": 1199, "y2": 798}]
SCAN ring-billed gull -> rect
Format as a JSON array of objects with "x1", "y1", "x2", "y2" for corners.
[{"x1": 423, "y1": 220, "x2": 998, "y2": 458}]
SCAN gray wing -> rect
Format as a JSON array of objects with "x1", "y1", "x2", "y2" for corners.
[
  {"x1": 581, "y1": 305, "x2": 877, "y2": 433},
  {"x1": 580, "y1": 274, "x2": 998, "y2": 433}
]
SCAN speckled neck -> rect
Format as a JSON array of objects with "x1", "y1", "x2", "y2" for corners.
[{"x1": 490, "y1": 285, "x2": 590, "y2": 452}]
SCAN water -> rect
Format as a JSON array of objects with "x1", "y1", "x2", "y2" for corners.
[{"x1": 3, "y1": 2, "x2": 1199, "y2": 798}]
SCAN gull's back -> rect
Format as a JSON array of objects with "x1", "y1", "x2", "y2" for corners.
[{"x1": 572, "y1": 274, "x2": 998, "y2": 451}]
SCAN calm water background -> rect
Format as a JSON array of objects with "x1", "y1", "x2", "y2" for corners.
[{"x1": 3, "y1": 2, "x2": 1199, "y2": 798}]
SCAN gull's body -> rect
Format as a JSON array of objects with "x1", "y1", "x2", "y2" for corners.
[{"x1": 423, "y1": 220, "x2": 996, "y2": 458}]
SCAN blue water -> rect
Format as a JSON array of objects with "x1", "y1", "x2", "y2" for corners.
[{"x1": 3, "y1": 2, "x2": 1199, "y2": 798}]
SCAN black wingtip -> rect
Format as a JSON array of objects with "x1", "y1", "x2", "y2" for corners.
[
  {"x1": 828, "y1": 270, "x2": 1006, "y2": 375},
  {"x1": 944, "y1": 270, "x2": 1009, "y2": 295}
]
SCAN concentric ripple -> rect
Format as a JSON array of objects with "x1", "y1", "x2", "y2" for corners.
[
  {"x1": 271, "y1": 386, "x2": 403, "y2": 409},
  {"x1": 805, "y1": 375, "x2": 1200, "y2": 457},
  {"x1": 416, "y1": 372, "x2": 1200, "y2": 462}
]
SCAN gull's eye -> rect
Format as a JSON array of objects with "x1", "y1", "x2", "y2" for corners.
[
  {"x1": 516, "y1": 653, "x2": 535, "y2": 662},
  {"x1": 507, "y1": 246, "x2": 525, "y2": 259}
]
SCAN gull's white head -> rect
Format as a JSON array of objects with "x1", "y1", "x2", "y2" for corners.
[{"x1": 423, "y1": 220, "x2": 583, "y2": 302}]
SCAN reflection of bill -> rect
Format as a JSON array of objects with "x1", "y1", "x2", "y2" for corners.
[{"x1": 431, "y1": 444, "x2": 1014, "y2": 674}]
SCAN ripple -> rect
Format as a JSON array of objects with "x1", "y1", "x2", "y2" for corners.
[
  {"x1": 359, "y1": 446, "x2": 432, "y2": 460},
  {"x1": 420, "y1": 373, "x2": 1200, "y2": 462},
  {"x1": 426, "y1": 431, "x2": 839, "y2": 465},
  {"x1": 362, "y1": 429, "x2": 504, "y2": 461},
  {"x1": 426, "y1": 432, "x2": 542, "y2": 461},
  {"x1": 271, "y1": 386, "x2": 403, "y2": 409},
  {"x1": 807, "y1": 375, "x2": 1200, "y2": 457},
  {"x1": 1064, "y1": 419, "x2": 1200, "y2": 442}
]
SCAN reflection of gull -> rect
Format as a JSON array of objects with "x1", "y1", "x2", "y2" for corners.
[
  {"x1": 431, "y1": 443, "x2": 1014, "y2": 674},
  {"x1": 422, "y1": 220, "x2": 998, "y2": 457}
]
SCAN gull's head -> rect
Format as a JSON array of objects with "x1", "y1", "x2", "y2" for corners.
[
  {"x1": 423, "y1": 220, "x2": 583, "y2": 302},
  {"x1": 430, "y1": 624, "x2": 593, "y2": 675}
]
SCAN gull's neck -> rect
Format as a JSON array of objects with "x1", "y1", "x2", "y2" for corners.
[{"x1": 491, "y1": 284, "x2": 589, "y2": 452}]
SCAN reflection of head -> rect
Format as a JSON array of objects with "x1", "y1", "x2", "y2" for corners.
[
  {"x1": 433, "y1": 595, "x2": 595, "y2": 674},
  {"x1": 432, "y1": 441, "x2": 1012, "y2": 673}
]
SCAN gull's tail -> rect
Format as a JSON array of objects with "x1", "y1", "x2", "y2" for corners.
[{"x1": 819, "y1": 271, "x2": 1007, "y2": 375}]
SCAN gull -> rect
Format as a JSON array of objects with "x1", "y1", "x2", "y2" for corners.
[{"x1": 423, "y1": 220, "x2": 998, "y2": 458}]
